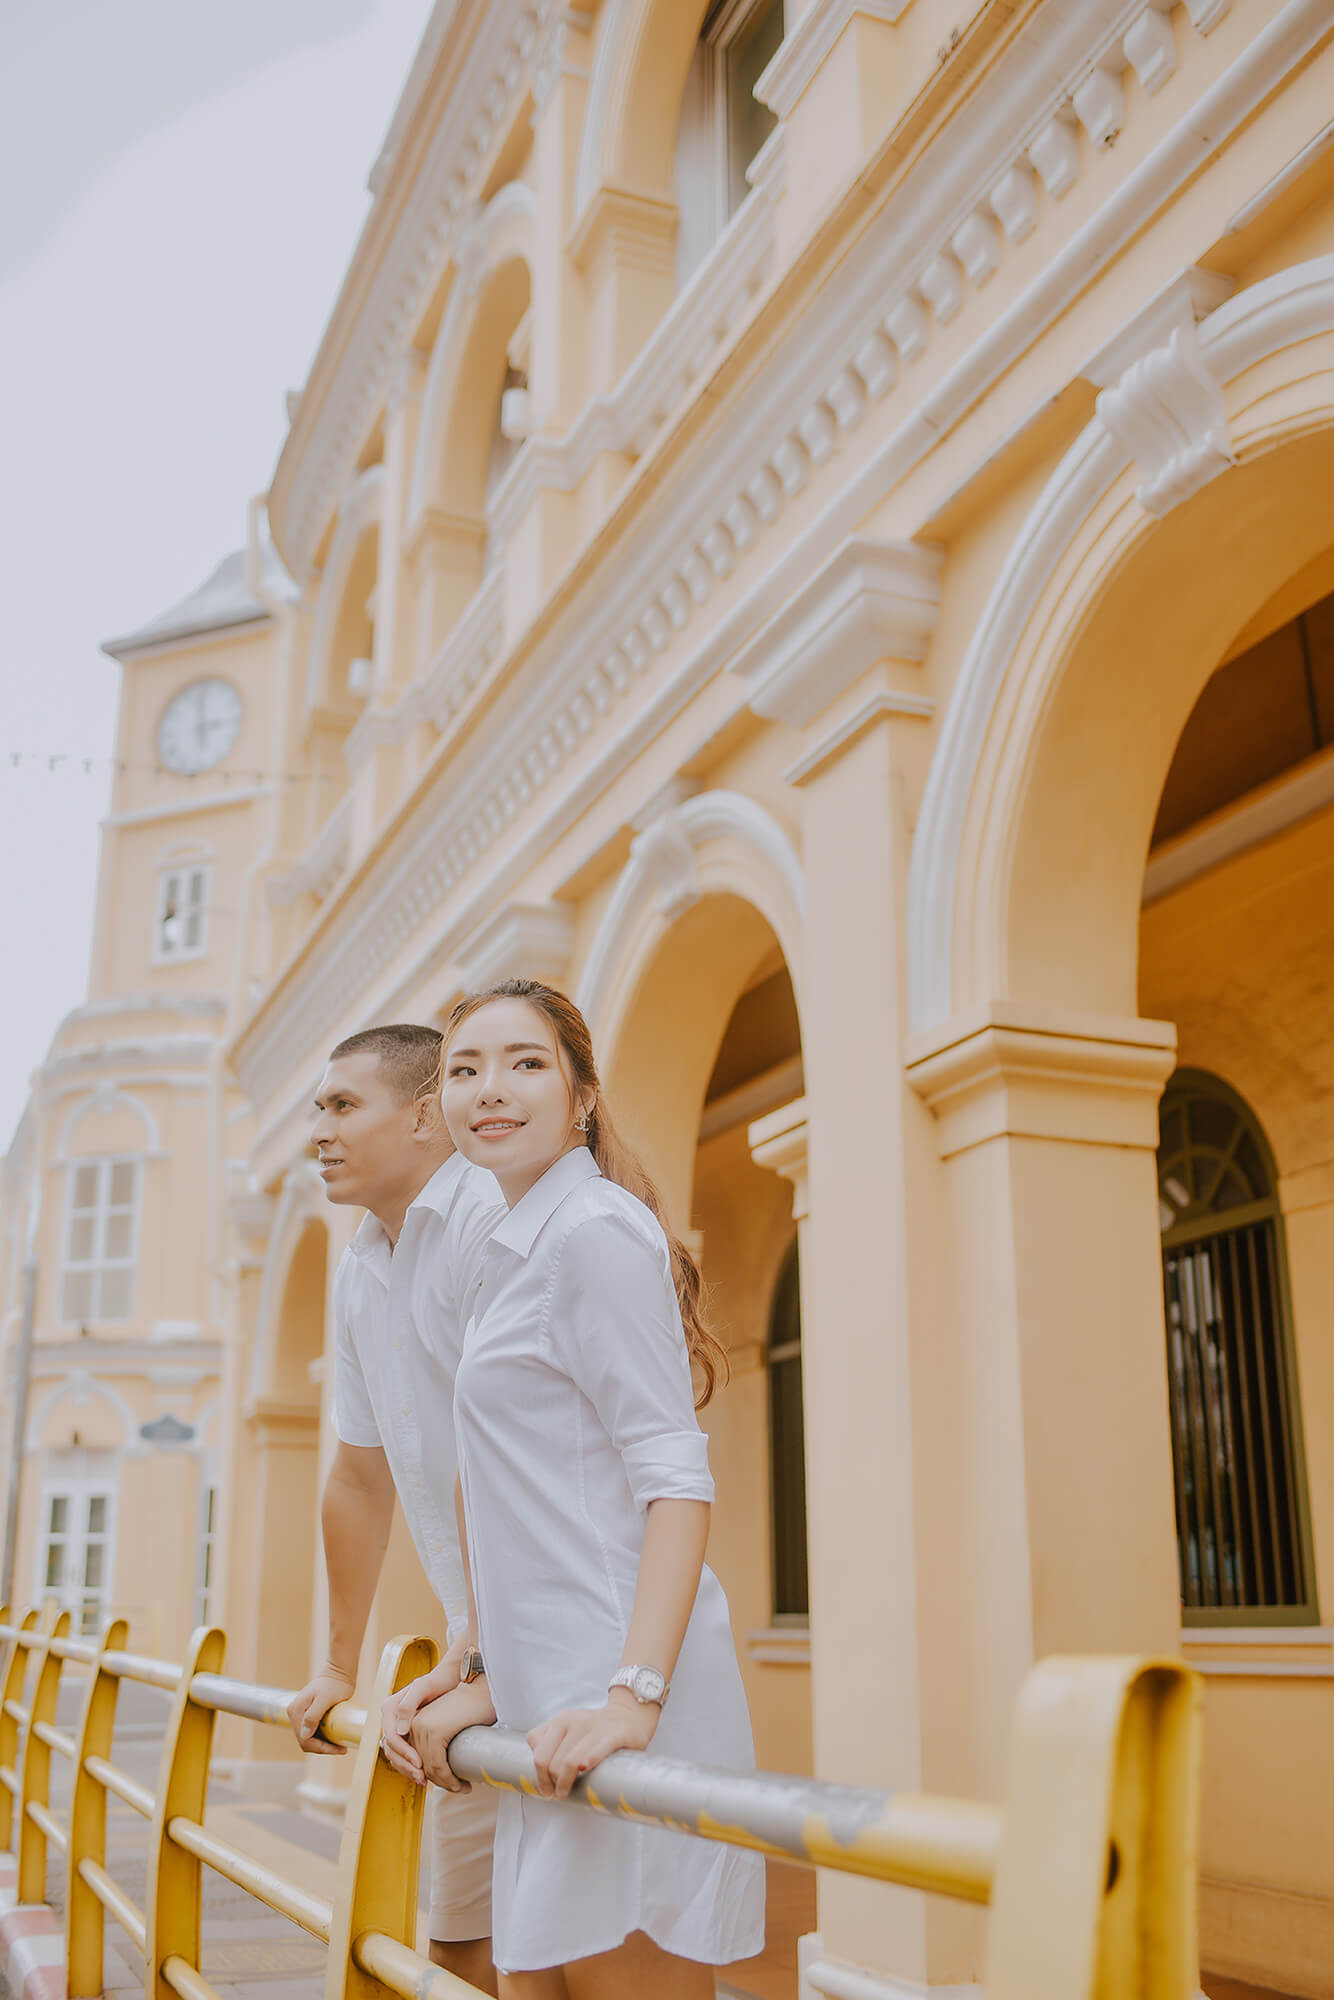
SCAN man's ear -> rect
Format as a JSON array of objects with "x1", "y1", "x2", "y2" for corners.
[{"x1": 412, "y1": 1089, "x2": 455, "y2": 1153}]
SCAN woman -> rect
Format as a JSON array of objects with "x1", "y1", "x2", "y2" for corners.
[{"x1": 380, "y1": 978, "x2": 764, "y2": 1999}]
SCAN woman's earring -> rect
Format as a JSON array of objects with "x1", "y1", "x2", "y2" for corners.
[{"x1": 575, "y1": 1106, "x2": 589, "y2": 1133}]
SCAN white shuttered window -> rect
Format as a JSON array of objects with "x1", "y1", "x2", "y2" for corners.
[{"x1": 60, "y1": 1159, "x2": 139, "y2": 1323}]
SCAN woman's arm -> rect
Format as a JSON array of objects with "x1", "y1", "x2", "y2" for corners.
[
  {"x1": 379, "y1": 1475, "x2": 485, "y2": 1783},
  {"x1": 528, "y1": 1496, "x2": 709, "y2": 1799}
]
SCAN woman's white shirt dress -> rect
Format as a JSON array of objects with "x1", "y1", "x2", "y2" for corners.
[{"x1": 454, "y1": 1144, "x2": 765, "y2": 1974}]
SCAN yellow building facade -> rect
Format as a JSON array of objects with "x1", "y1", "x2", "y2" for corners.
[{"x1": 5, "y1": 0, "x2": 1334, "y2": 1993}]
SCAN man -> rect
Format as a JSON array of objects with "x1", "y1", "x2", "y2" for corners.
[{"x1": 285, "y1": 1023, "x2": 503, "y2": 1996}]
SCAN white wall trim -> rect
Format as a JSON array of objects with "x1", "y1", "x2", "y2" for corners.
[
  {"x1": 454, "y1": 900, "x2": 576, "y2": 991},
  {"x1": 53, "y1": 1085, "x2": 163, "y2": 1163},
  {"x1": 907, "y1": 247, "x2": 1334, "y2": 1033},
  {"x1": 306, "y1": 464, "x2": 385, "y2": 713},
  {"x1": 755, "y1": 0, "x2": 912, "y2": 123}
]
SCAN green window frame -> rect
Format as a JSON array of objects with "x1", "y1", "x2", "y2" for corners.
[{"x1": 1158, "y1": 1069, "x2": 1317, "y2": 1626}]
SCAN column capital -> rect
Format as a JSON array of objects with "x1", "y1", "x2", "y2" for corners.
[
  {"x1": 728, "y1": 536, "x2": 941, "y2": 731},
  {"x1": 905, "y1": 1003, "x2": 1176, "y2": 1158},
  {"x1": 748, "y1": 1095, "x2": 809, "y2": 1219},
  {"x1": 456, "y1": 900, "x2": 575, "y2": 993}
]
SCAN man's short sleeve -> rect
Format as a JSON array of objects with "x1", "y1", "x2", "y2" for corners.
[{"x1": 330, "y1": 1257, "x2": 382, "y2": 1448}]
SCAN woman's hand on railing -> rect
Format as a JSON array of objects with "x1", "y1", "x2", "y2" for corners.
[
  {"x1": 403, "y1": 1680, "x2": 497, "y2": 1792},
  {"x1": 286, "y1": 1665, "x2": 357, "y2": 1756},
  {"x1": 528, "y1": 1693, "x2": 659, "y2": 1801},
  {"x1": 379, "y1": 1650, "x2": 471, "y2": 1785}
]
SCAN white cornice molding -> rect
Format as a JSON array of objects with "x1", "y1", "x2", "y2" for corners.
[
  {"x1": 454, "y1": 901, "x2": 575, "y2": 990},
  {"x1": 727, "y1": 537, "x2": 942, "y2": 728},
  {"x1": 756, "y1": 0, "x2": 914, "y2": 122},
  {"x1": 232, "y1": 0, "x2": 1320, "y2": 1105},
  {"x1": 102, "y1": 786, "x2": 271, "y2": 829}
]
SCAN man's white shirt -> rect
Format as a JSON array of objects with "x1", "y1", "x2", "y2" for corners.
[{"x1": 330, "y1": 1152, "x2": 505, "y2": 1633}]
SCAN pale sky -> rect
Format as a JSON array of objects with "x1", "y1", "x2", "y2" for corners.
[{"x1": 0, "y1": 0, "x2": 437, "y2": 1146}]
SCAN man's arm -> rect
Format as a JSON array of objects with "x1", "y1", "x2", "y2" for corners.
[{"x1": 286, "y1": 1441, "x2": 396, "y2": 1754}]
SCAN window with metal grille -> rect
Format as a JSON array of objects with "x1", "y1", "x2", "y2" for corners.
[
  {"x1": 768, "y1": 1240, "x2": 809, "y2": 1620},
  {"x1": 59, "y1": 1158, "x2": 139, "y2": 1323},
  {"x1": 1158, "y1": 1072, "x2": 1316, "y2": 1624}
]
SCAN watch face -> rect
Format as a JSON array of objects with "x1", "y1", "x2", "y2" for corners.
[
  {"x1": 156, "y1": 678, "x2": 244, "y2": 775},
  {"x1": 631, "y1": 1667, "x2": 665, "y2": 1704}
]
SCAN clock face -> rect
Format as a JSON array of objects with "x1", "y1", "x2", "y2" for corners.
[{"x1": 156, "y1": 678, "x2": 244, "y2": 776}]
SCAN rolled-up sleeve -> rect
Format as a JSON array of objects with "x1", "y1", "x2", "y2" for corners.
[{"x1": 549, "y1": 1211, "x2": 715, "y2": 1511}]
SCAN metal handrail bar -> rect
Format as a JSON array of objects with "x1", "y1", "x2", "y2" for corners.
[
  {"x1": 31, "y1": 1720, "x2": 76, "y2": 1760},
  {"x1": 161, "y1": 1955, "x2": 223, "y2": 2000},
  {"x1": 47, "y1": 1637, "x2": 97, "y2": 1668},
  {"x1": 3, "y1": 1699, "x2": 28, "y2": 1727},
  {"x1": 100, "y1": 1648, "x2": 182, "y2": 1692},
  {"x1": 448, "y1": 1725, "x2": 1002, "y2": 1903},
  {"x1": 82, "y1": 1753, "x2": 154, "y2": 1819},
  {"x1": 77, "y1": 1857, "x2": 147, "y2": 1953},
  {"x1": 166, "y1": 1816, "x2": 333, "y2": 1942},
  {"x1": 355, "y1": 1928, "x2": 482, "y2": 2000},
  {"x1": 25, "y1": 1799, "x2": 67, "y2": 1854},
  {"x1": 187, "y1": 1671, "x2": 366, "y2": 1747}
]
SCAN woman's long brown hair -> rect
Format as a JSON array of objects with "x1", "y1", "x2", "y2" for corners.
[{"x1": 440, "y1": 978, "x2": 728, "y2": 1407}]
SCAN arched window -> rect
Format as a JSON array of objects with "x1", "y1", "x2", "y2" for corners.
[
  {"x1": 767, "y1": 1239, "x2": 808, "y2": 1620},
  {"x1": 1158, "y1": 1071, "x2": 1316, "y2": 1623}
]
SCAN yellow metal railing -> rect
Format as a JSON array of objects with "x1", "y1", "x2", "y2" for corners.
[{"x1": 0, "y1": 1599, "x2": 1202, "y2": 2000}]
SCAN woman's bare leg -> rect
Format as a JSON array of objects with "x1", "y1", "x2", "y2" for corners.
[
  {"x1": 563, "y1": 1932, "x2": 714, "y2": 2000},
  {"x1": 497, "y1": 1969, "x2": 568, "y2": 2000}
]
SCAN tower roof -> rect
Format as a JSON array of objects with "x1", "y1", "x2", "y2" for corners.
[{"x1": 102, "y1": 537, "x2": 295, "y2": 658}]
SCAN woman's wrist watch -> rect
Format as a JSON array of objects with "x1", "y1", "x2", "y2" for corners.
[
  {"x1": 459, "y1": 1646, "x2": 486, "y2": 1683},
  {"x1": 608, "y1": 1664, "x2": 670, "y2": 1707}
]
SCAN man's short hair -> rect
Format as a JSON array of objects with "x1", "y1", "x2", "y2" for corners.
[{"x1": 328, "y1": 1023, "x2": 442, "y2": 1103}]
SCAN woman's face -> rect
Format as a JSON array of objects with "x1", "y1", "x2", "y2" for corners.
[{"x1": 442, "y1": 996, "x2": 590, "y2": 1205}]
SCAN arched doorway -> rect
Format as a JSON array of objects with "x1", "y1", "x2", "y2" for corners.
[{"x1": 595, "y1": 887, "x2": 813, "y2": 1777}]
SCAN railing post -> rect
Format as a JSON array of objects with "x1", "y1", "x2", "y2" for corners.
[
  {"x1": 18, "y1": 1598, "x2": 69, "y2": 1903},
  {"x1": 67, "y1": 1614, "x2": 130, "y2": 1999},
  {"x1": 0, "y1": 1605, "x2": 36, "y2": 1851},
  {"x1": 145, "y1": 1625, "x2": 226, "y2": 2000},
  {"x1": 324, "y1": 1634, "x2": 437, "y2": 2000},
  {"x1": 984, "y1": 1655, "x2": 1202, "y2": 2000}
]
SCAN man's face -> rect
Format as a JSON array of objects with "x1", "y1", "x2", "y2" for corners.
[{"x1": 310, "y1": 1052, "x2": 424, "y2": 1209}]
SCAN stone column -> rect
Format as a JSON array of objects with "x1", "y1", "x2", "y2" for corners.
[
  {"x1": 904, "y1": 1006, "x2": 1183, "y2": 1795},
  {"x1": 730, "y1": 537, "x2": 945, "y2": 1981}
]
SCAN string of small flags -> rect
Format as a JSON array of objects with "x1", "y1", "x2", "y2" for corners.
[{"x1": 3, "y1": 753, "x2": 335, "y2": 785}]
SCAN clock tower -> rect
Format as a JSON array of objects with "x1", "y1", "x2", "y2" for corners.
[{"x1": 0, "y1": 539, "x2": 294, "y2": 1653}]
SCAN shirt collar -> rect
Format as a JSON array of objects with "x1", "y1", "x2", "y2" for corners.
[
  {"x1": 490, "y1": 1146, "x2": 601, "y2": 1259},
  {"x1": 347, "y1": 1153, "x2": 479, "y2": 1264}
]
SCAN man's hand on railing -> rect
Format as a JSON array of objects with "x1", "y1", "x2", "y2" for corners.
[
  {"x1": 400, "y1": 1679, "x2": 497, "y2": 1791},
  {"x1": 286, "y1": 1665, "x2": 357, "y2": 1756},
  {"x1": 379, "y1": 1639, "x2": 473, "y2": 1786}
]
